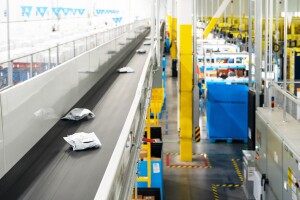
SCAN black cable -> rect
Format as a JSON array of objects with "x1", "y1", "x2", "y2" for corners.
[{"x1": 273, "y1": 42, "x2": 281, "y2": 53}]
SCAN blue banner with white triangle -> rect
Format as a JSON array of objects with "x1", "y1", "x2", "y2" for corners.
[
  {"x1": 36, "y1": 7, "x2": 47, "y2": 17},
  {"x1": 70, "y1": 8, "x2": 76, "y2": 15},
  {"x1": 21, "y1": 6, "x2": 33, "y2": 17},
  {"x1": 76, "y1": 9, "x2": 85, "y2": 15},
  {"x1": 52, "y1": 7, "x2": 61, "y2": 17},
  {"x1": 62, "y1": 8, "x2": 70, "y2": 16},
  {"x1": 112, "y1": 17, "x2": 122, "y2": 23},
  {"x1": 95, "y1": 9, "x2": 120, "y2": 15}
]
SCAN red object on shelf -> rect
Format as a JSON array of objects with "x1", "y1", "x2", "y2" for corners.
[
  {"x1": 13, "y1": 62, "x2": 44, "y2": 69},
  {"x1": 142, "y1": 138, "x2": 161, "y2": 143}
]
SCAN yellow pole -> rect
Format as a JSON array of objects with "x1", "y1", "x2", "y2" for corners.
[
  {"x1": 167, "y1": 15, "x2": 173, "y2": 41},
  {"x1": 179, "y1": 25, "x2": 193, "y2": 162},
  {"x1": 170, "y1": 17, "x2": 177, "y2": 60}
]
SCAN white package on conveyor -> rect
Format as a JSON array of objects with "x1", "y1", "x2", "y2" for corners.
[
  {"x1": 136, "y1": 49, "x2": 146, "y2": 54},
  {"x1": 64, "y1": 132, "x2": 102, "y2": 151},
  {"x1": 62, "y1": 108, "x2": 95, "y2": 121},
  {"x1": 117, "y1": 66, "x2": 135, "y2": 73}
]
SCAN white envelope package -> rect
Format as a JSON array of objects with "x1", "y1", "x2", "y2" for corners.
[
  {"x1": 63, "y1": 132, "x2": 101, "y2": 151},
  {"x1": 117, "y1": 66, "x2": 135, "y2": 73},
  {"x1": 62, "y1": 108, "x2": 95, "y2": 121}
]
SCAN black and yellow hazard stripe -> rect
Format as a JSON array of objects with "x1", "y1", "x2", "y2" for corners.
[
  {"x1": 231, "y1": 158, "x2": 244, "y2": 182},
  {"x1": 165, "y1": 152, "x2": 212, "y2": 168},
  {"x1": 212, "y1": 183, "x2": 243, "y2": 200},
  {"x1": 214, "y1": 183, "x2": 243, "y2": 188},
  {"x1": 195, "y1": 127, "x2": 200, "y2": 142},
  {"x1": 211, "y1": 184, "x2": 219, "y2": 200}
]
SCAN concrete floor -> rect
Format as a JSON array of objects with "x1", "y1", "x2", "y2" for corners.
[{"x1": 161, "y1": 55, "x2": 248, "y2": 200}]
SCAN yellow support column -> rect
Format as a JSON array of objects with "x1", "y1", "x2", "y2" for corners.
[
  {"x1": 167, "y1": 15, "x2": 173, "y2": 41},
  {"x1": 179, "y1": 25, "x2": 193, "y2": 161},
  {"x1": 170, "y1": 17, "x2": 177, "y2": 60}
]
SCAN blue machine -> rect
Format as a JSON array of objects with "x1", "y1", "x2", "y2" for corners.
[
  {"x1": 137, "y1": 160, "x2": 164, "y2": 200},
  {"x1": 206, "y1": 84, "x2": 248, "y2": 143}
]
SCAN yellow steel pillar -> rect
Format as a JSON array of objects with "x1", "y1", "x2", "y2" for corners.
[
  {"x1": 177, "y1": 0, "x2": 193, "y2": 161},
  {"x1": 170, "y1": 17, "x2": 177, "y2": 60},
  {"x1": 179, "y1": 25, "x2": 193, "y2": 162},
  {"x1": 167, "y1": 15, "x2": 172, "y2": 40},
  {"x1": 170, "y1": 0, "x2": 177, "y2": 60}
]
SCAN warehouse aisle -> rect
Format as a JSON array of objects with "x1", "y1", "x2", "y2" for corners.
[{"x1": 161, "y1": 55, "x2": 248, "y2": 200}]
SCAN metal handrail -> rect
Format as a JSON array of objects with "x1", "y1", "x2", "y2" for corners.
[
  {"x1": 0, "y1": 19, "x2": 149, "y2": 90},
  {"x1": 0, "y1": 20, "x2": 147, "y2": 65},
  {"x1": 271, "y1": 83, "x2": 300, "y2": 107}
]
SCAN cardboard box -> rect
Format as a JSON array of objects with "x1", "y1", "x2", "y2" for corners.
[
  {"x1": 139, "y1": 150, "x2": 147, "y2": 159},
  {"x1": 143, "y1": 196, "x2": 155, "y2": 200},
  {"x1": 132, "y1": 195, "x2": 143, "y2": 200}
]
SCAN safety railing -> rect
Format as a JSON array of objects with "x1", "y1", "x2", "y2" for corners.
[
  {"x1": 0, "y1": 19, "x2": 149, "y2": 90},
  {"x1": 269, "y1": 83, "x2": 300, "y2": 123}
]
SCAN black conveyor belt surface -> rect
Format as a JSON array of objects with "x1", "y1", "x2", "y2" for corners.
[{"x1": 0, "y1": 41, "x2": 151, "y2": 200}]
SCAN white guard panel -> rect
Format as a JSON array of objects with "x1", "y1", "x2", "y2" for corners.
[
  {"x1": 1, "y1": 61, "x2": 78, "y2": 173},
  {"x1": 0, "y1": 98, "x2": 4, "y2": 179}
]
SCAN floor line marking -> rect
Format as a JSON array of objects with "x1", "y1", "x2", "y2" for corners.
[
  {"x1": 211, "y1": 184, "x2": 220, "y2": 200},
  {"x1": 165, "y1": 153, "x2": 212, "y2": 168},
  {"x1": 212, "y1": 183, "x2": 243, "y2": 200},
  {"x1": 231, "y1": 158, "x2": 244, "y2": 182}
]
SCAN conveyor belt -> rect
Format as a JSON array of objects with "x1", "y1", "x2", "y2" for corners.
[{"x1": 0, "y1": 39, "x2": 151, "y2": 200}]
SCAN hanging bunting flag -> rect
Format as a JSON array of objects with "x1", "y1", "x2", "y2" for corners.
[
  {"x1": 67, "y1": 8, "x2": 72, "y2": 15},
  {"x1": 52, "y1": 7, "x2": 61, "y2": 17},
  {"x1": 62, "y1": 8, "x2": 69, "y2": 16},
  {"x1": 70, "y1": 8, "x2": 76, "y2": 15},
  {"x1": 36, "y1": 7, "x2": 48, "y2": 17},
  {"x1": 21, "y1": 6, "x2": 33, "y2": 17},
  {"x1": 112, "y1": 18, "x2": 118, "y2": 23},
  {"x1": 112, "y1": 17, "x2": 123, "y2": 23},
  {"x1": 76, "y1": 9, "x2": 85, "y2": 15}
]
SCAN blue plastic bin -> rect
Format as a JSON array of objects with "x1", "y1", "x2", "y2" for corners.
[{"x1": 206, "y1": 84, "x2": 248, "y2": 142}]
